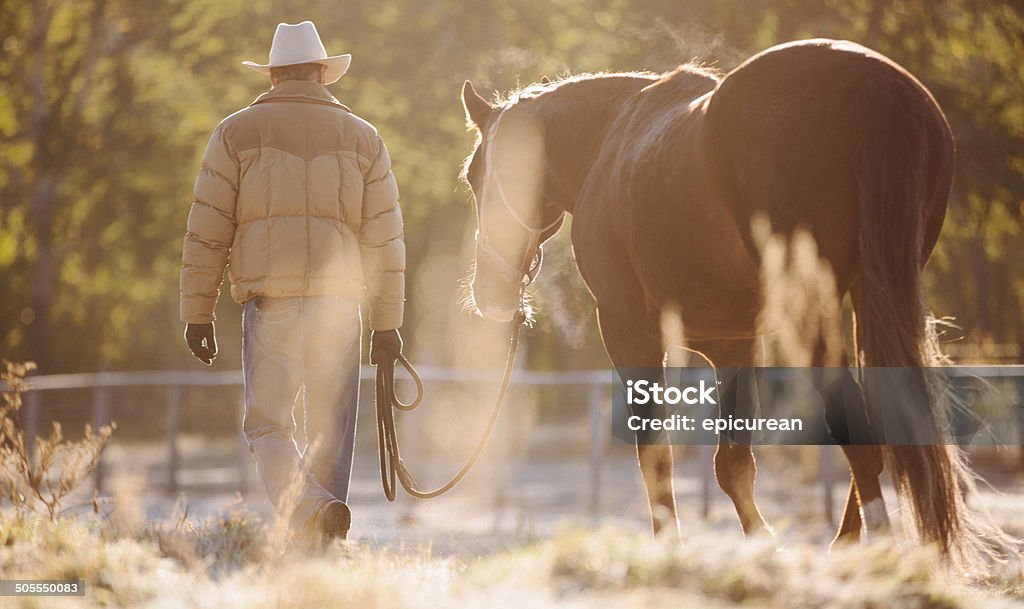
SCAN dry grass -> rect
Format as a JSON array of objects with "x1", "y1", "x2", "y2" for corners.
[
  {"x1": 1, "y1": 361, "x2": 114, "y2": 520},
  {"x1": 2, "y1": 500, "x2": 1023, "y2": 608}
]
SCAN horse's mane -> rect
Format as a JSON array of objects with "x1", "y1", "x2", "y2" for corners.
[
  {"x1": 497, "y1": 63, "x2": 722, "y2": 107},
  {"x1": 460, "y1": 64, "x2": 722, "y2": 184},
  {"x1": 496, "y1": 71, "x2": 658, "y2": 106}
]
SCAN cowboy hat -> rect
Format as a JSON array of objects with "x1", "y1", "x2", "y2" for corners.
[{"x1": 242, "y1": 21, "x2": 351, "y2": 85}]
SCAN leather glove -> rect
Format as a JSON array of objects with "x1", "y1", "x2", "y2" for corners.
[
  {"x1": 370, "y1": 329, "x2": 403, "y2": 365},
  {"x1": 184, "y1": 322, "x2": 218, "y2": 365}
]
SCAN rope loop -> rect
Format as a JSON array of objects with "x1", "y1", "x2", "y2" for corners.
[{"x1": 374, "y1": 303, "x2": 527, "y2": 501}]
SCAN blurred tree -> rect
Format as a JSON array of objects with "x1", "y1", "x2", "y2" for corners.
[
  {"x1": 0, "y1": 0, "x2": 1020, "y2": 375},
  {"x1": 1, "y1": 0, "x2": 201, "y2": 369},
  {"x1": 0, "y1": 0, "x2": 318, "y2": 371}
]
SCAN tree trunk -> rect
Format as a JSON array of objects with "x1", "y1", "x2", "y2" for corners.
[{"x1": 26, "y1": 0, "x2": 57, "y2": 369}]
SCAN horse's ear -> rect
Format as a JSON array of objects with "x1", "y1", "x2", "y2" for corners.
[
  {"x1": 462, "y1": 80, "x2": 494, "y2": 131},
  {"x1": 539, "y1": 75, "x2": 551, "y2": 85}
]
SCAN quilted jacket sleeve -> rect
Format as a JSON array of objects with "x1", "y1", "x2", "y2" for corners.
[
  {"x1": 179, "y1": 123, "x2": 239, "y2": 324},
  {"x1": 359, "y1": 134, "x2": 406, "y2": 331}
]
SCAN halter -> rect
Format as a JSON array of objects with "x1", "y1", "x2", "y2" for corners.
[{"x1": 476, "y1": 107, "x2": 562, "y2": 286}]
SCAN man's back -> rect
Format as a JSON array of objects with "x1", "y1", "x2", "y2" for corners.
[{"x1": 181, "y1": 79, "x2": 405, "y2": 332}]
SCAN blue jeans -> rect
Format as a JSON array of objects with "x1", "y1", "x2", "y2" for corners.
[{"x1": 241, "y1": 295, "x2": 361, "y2": 530}]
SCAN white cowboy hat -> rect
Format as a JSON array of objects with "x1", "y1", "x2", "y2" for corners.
[{"x1": 242, "y1": 21, "x2": 351, "y2": 85}]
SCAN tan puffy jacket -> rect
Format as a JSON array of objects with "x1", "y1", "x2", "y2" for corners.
[{"x1": 179, "y1": 80, "x2": 405, "y2": 330}]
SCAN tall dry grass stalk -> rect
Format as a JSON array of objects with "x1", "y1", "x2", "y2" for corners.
[
  {"x1": 266, "y1": 437, "x2": 323, "y2": 555},
  {"x1": 660, "y1": 301, "x2": 689, "y2": 367},
  {"x1": 752, "y1": 216, "x2": 844, "y2": 367},
  {"x1": 106, "y1": 468, "x2": 146, "y2": 537},
  {"x1": 136, "y1": 494, "x2": 269, "y2": 577},
  {"x1": 749, "y1": 218, "x2": 848, "y2": 508},
  {"x1": 0, "y1": 360, "x2": 115, "y2": 520}
]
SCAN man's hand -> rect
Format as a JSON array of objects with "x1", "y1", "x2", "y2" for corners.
[
  {"x1": 370, "y1": 329, "x2": 403, "y2": 365},
  {"x1": 184, "y1": 322, "x2": 218, "y2": 365}
]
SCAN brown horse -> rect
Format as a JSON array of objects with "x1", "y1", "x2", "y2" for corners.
[{"x1": 461, "y1": 39, "x2": 1002, "y2": 565}]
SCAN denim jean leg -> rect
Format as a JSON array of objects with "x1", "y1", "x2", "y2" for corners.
[
  {"x1": 302, "y1": 295, "x2": 362, "y2": 502},
  {"x1": 242, "y1": 297, "x2": 336, "y2": 529}
]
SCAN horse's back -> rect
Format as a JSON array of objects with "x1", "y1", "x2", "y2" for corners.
[
  {"x1": 705, "y1": 39, "x2": 954, "y2": 288},
  {"x1": 574, "y1": 66, "x2": 764, "y2": 333},
  {"x1": 573, "y1": 39, "x2": 953, "y2": 338}
]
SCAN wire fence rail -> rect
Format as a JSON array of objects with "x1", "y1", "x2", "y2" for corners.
[
  {"x1": 9, "y1": 366, "x2": 617, "y2": 515},
  {"x1": 6, "y1": 365, "x2": 1024, "y2": 524}
]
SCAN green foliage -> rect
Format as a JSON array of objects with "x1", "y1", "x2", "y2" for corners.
[{"x1": 0, "y1": 0, "x2": 1021, "y2": 372}]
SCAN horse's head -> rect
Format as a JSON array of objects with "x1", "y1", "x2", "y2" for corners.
[{"x1": 461, "y1": 80, "x2": 565, "y2": 322}]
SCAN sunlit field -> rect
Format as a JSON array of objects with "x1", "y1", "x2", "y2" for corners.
[
  {"x1": 3, "y1": 504, "x2": 1024, "y2": 609},
  {"x1": 3, "y1": 0, "x2": 1024, "y2": 607},
  {"x1": 5, "y1": 356, "x2": 1024, "y2": 608}
]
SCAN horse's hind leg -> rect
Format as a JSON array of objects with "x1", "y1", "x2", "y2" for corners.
[
  {"x1": 824, "y1": 369, "x2": 888, "y2": 545},
  {"x1": 699, "y1": 339, "x2": 772, "y2": 536},
  {"x1": 835, "y1": 444, "x2": 888, "y2": 544},
  {"x1": 597, "y1": 308, "x2": 679, "y2": 538},
  {"x1": 829, "y1": 405, "x2": 888, "y2": 547},
  {"x1": 815, "y1": 329, "x2": 890, "y2": 546},
  {"x1": 715, "y1": 442, "x2": 770, "y2": 535},
  {"x1": 637, "y1": 444, "x2": 677, "y2": 537}
]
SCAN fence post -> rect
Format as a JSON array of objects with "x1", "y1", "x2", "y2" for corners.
[
  {"x1": 587, "y1": 383, "x2": 608, "y2": 519},
  {"x1": 91, "y1": 386, "x2": 111, "y2": 493},
  {"x1": 821, "y1": 445, "x2": 835, "y2": 526},
  {"x1": 23, "y1": 391, "x2": 40, "y2": 468},
  {"x1": 1018, "y1": 373, "x2": 1024, "y2": 470},
  {"x1": 699, "y1": 444, "x2": 714, "y2": 518},
  {"x1": 166, "y1": 385, "x2": 183, "y2": 497}
]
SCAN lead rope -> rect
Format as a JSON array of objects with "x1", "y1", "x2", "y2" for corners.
[{"x1": 374, "y1": 287, "x2": 528, "y2": 501}]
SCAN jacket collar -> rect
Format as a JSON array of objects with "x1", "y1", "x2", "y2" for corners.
[{"x1": 250, "y1": 80, "x2": 351, "y2": 112}]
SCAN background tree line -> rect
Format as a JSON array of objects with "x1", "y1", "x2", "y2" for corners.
[{"x1": 1, "y1": 0, "x2": 1021, "y2": 374}]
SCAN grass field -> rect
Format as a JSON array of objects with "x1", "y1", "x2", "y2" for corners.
[
  {"x1": 2, "y1": 501, "x2": 1023, "y2": 609},
  {"x1": 4, "y1": 361, "x2": 1024, "y2": 607}
]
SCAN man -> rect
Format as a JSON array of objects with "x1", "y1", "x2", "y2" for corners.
[{"x1": 179, "y1": 21, "x2": 405, "y2": 543}]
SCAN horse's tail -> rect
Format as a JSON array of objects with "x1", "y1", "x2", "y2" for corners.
[{"x1": 855, "y1": 73, "x2": 1008, "y2": 568}]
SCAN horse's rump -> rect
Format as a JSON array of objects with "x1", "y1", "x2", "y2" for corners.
[{"x1": 704, "y1": 39, "x2": 947, "y2": 288}]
